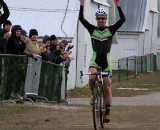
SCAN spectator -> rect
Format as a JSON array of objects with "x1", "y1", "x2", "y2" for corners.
[
  {"x1": 59, "y1": 40, "x2": 74, "y2": 68},
  {"x1": 50, "y1": 35, "x2": 58, "y2": 52},
  {"x1": 0, "y1": 20, "x2": 12, "y2": 53},
  {"x1": 24, "y1": 29, "x2": 44, "y2": 58},
  {"x1": 19, "y1": 29, "x2": 29, "y2": 51},
  {"x1": 42, "y1": 35, "x2": 51, "y2": 53},
  {"x1": 20, "y1": 29, "x2": 28, "y2": 40},
  {"x1": 49, "y1": 35, "x2": 60, "y2": 63},
  {"x1": 7, "y1": 25, "x2": 26, "y2": 54},
  {"x1": 59, "y1": 40, "x2": 68, "y2": 52},
  {"x1": 0, "y1": 0, "x2": 10, "y2": 28},
  {"x1": 41, "y1": 35, "x2": 52, "y2": 61},
  {"x1": 2, "y1": 20, "x2": 12, "y2": 32}
]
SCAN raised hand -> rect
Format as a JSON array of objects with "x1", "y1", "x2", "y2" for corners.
[
  {"x1": 79, "y1": 0, "x2": 85, "y2": 6},
  {"x1": 114, "y1": 0, "x2": 121, "y2": 7}
]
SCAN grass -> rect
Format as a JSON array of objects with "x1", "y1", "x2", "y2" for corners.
[
  {"x1": 0, "y1": 103, "x2": 70, "y2": 130},
  {"x1": 68, "y1": 71, "x2": 160, "y2": 98},
  {"x1": 0, "y1": 104, "x2": 52, "y2": 121}
]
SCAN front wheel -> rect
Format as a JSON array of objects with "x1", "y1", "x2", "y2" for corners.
[
  {"x1": 99, "y1": 90, "x2": 105, "y2": 128},
  {"x1": 92, "y1": 84, "x2": 101, "y2": 130}
]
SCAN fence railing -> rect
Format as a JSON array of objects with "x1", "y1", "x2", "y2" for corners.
[
  {"x1": 0, "y1": 54, "x2": 67, "y2": 102},
  {"x1": 118, "y1": 53, "x2": 158, "y2": 80}
]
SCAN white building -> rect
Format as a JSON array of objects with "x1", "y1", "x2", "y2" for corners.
[{"x1": 111, "y1": 0, "x2": 159, "y2": 69}]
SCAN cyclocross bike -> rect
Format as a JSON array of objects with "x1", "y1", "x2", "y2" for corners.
[{"x1": 80, "y1": 67, "x2": 109, "y2": 130}]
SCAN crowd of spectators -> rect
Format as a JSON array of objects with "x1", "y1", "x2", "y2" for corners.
[
  {"x1": 0, "y1": 0, "x2": 74, "y2": 67},
  {"x1": 0, "y1": 0, "x2": 74, "y2": 100}
]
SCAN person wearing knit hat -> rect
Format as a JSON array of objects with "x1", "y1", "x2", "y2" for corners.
[
  {"x1": 50, "y1": 34, "x2": 57, "y2": 40},
  {"x1": 20, "y1": 29, "x2": 28, "y2": 44},
  {"x1": 7, "y1": 25, "x2": 25, "y2": 54},
  {"x1": 24, "y1": 28, "x2": 45, "y2": 58},
  {"x1": 21, "y1": 29, "x2": 27, "y2": 37},
  {"x1": 41, "y1": 35, "x2": 52, "y2": 61},
  {"x1": 29, "y1": 29, "x2": 38, "y2": 39},
  {"x1": 11, "y1": 25, "x2": 22, "y2": 38},
  {"x1": 43, "y1": 35, "x2": 51, "y2": 43},
  {"x1": 42, "y1": 35, "x2": 51, "y2": 50},
  {"x1": 50, "y1": 35, "x2": 59, "y2": 55}
]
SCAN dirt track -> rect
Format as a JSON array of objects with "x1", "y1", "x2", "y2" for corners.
[
  {"x1": 0, "y1": 92, "x2": 160, "y2": 130},
  {"x1": 67, "y1": 92, "x2": 160, "y2": 130}
]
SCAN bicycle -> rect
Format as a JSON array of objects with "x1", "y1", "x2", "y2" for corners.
[{"x1": 80, "y1": 68, "x2": 109, "y2": 130}]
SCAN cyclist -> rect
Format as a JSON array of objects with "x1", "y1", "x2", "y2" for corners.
[{"x1": 79, "y1": 0, "x2": 125, "y2": 123}]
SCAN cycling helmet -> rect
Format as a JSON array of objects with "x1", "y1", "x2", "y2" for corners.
[{"x1": 95, "y1": 8, "x2": 108, "y2": 17}]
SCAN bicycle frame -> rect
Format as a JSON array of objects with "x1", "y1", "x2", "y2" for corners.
[{"x1": 80, "y1": 68, "x2": 109, "y2": 130}]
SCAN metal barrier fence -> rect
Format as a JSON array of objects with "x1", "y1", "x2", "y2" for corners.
[
  {"x1": 38, "y1": 61, "x2": 63, "y2": 101},
  {"x1": 0, "y1": 54, "x2": 66, "y2": 102},
  {"x1": 0, "y1": 54, "x2": 28, "y2": 100},
  {"x1": 118, "y1": 53, "x2": 157, "y2": 80},
  {"x1": 118, "y1": 56, "x2": 136, "y2": 80}
]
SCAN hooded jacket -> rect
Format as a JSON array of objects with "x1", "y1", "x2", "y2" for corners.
[{"x1": 7, "y1": 25, "x2": 26, "y2": 54}]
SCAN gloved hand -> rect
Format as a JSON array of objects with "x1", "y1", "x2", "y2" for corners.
[{"x1": 67, "y1": 45, "x2": 74, "y2": 51}]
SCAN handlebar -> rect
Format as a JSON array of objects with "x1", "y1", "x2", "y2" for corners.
[
  {"x1": 80, "y1": 71, "x2": 109, "y2": 77},
  {"x1": 80, "y1": 70, "x2": 110, "y2": 83}
]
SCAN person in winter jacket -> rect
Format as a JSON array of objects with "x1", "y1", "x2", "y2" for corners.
[{"x1": 7, "y1": 25, "x2": 26, "y2": 54}]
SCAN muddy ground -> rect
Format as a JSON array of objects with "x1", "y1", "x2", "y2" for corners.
[{"x1": 0, "y1": 93, "x2": 160, "y2": 130}]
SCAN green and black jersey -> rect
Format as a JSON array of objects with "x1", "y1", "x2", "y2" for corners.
[{"x1": 79, "y1": 5, "x2": 125, "y2": 73}]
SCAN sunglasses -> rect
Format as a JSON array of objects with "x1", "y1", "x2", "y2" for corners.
[{"x1": 96, "y1": 17, "x2": 106, "y2": 20}]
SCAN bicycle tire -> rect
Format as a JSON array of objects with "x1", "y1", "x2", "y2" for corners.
[
  {"x1": 92, "y1": 83, "x2": 100, "y2": 130},
  {"x1": 99, "y1": 90, "x2": 105, "y2": 128}
]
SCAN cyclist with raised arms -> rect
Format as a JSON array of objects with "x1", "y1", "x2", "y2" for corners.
[{"x1": 79, "y1": 0, "x2": 125, "y2": 123}]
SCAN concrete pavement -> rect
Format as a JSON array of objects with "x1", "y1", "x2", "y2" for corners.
[{"x1": 67, "y1": 92, "x2": 160, "y2": 106}]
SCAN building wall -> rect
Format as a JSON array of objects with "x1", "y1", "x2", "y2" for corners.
[
  {"x1": 111, "y1": 34, "x2": 139, "y2": 70},
  {"x1": 156, "y1": 38, "x2": 160, "y2": 53},
  {"x1": 158, "y1": 0, "x2": 160, "y2": 36},
  {"x1": 157, "y1": 0, "x2": 160, "y2": 53},
  {"x1": 111, "y1": 8, "x2": 158, "y2": 70},
  {"x1": 111, "y1": 0, "x2": 159, "y2": 70},
  {"x1": 144, "y1": 11, "x2": 158, "y2": 54}
]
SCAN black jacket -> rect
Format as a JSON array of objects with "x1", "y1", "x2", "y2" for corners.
[{"x1": 7, "y1": 36, "x2": 25, "y2": 55}]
